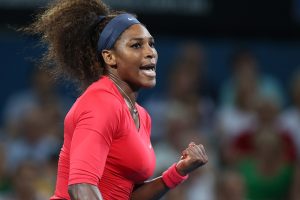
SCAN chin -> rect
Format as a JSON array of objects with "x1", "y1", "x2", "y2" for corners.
[{"x1": 142, "y1": 80, "x2": 156, "y2": 88}]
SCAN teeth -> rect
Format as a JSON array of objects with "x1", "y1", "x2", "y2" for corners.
[
  {"x1": 140, "y1": 65, "x2": 155, "y2": 71},
  {"x1": 141, "y1": 67, "x2": 155, "y2": 71}
]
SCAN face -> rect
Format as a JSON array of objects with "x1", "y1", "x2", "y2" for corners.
[{"x1": 110, "y1": 24, "x2": 158, "y2": 89}]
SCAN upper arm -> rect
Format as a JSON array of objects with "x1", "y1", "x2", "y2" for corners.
[{"x1": 69, "y1": 92, "x2": 122, "y2": 186}]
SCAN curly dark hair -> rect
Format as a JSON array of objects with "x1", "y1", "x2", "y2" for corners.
[{"x1": 27, "y1": 0, "x2": 125, "y2": 89}]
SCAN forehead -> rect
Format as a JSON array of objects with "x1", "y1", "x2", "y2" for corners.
[{"x1": 119, "y1": 24, "x2": 152, "y2": 41}]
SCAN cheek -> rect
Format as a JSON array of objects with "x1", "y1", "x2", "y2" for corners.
[
  {"x1": 124, "y1": 55, "x2": 142, "y2": 70},
  {"x1": 117, "y1": 56, "x2": 140, "y2": 76},
  {"x1": 118, "y1": 51, "x2": 140, "y2": 64}
]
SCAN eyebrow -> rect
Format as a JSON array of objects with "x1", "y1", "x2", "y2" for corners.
[{"x1": 129, "y1": 37, "x2": 155, "y2": 42}]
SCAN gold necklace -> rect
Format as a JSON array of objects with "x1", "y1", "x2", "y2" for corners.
[{"x1": 108, "y1": 73, "x2": 138, "y2": 115}]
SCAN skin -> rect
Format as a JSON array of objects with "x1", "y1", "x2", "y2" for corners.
[
  {"x1": 68, "y1": 24, "x2": 208, "y2": 200},
  {"x1": 102, "y1": 23, "x2": 158, "y2": 104},
  {"x1": 107, "y1": 24, "x2": 158, "y2": 89}
]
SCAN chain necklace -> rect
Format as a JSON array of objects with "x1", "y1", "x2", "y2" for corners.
[{"x1": 108, "y1": 73, "x2": 138, "y2": 115}]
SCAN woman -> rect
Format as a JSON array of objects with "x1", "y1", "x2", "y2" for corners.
[{"x1": 28, "y1": 0, "x2": 208, "y2": 199}]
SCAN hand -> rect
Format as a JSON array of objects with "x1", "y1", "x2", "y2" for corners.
[{"x1": 175, "y1": 142, "x2": 208, "y2": 176}]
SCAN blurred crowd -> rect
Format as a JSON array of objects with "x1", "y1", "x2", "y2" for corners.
[{"x1": 1, "y1": 41, "x2": 300, "y2": 200}]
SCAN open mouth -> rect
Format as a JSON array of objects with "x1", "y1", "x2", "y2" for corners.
[
  {"x1": 139, "y1": 64, "x2": 156, "y2": 78},
  {"x1": 140, "y1": 64, "x2": 156, "y2": 71}
]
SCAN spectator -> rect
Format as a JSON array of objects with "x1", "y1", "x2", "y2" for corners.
[
  {"x1": 8, "y1": 161, "x2": 43, "y2": 200},
  {"x1": 215, "y1": 169, "x2": 246, "y2": 200},
  {"x1": 232, "y1": 94, "x2": 296, "y2": 164},
  {"x1": 144, "y1": 42, "x2": 215, "y2": 144},
  {"x1": 237, "y1": 132, "x2": 295, "y2": 200},
  {"x1": 216, "y1": 49, "x2": 288, "y2": 167},
  {"x1": 216, "y1": 64, "x2": 257, "y2": 166},
  {"x1": 219, "y1": 48, "x2": 285, "y2": 107},
  {"x1": 2, "y1": 67, "x2": 70, "y2": 139},
  {"x1": 280, "y1": 69, "x2": 300, "y2": 158},
  {"x1": 5, "y1": 108, "x2": 61, "y2": 172}
]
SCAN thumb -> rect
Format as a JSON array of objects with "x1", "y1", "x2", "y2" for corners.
[{"x1": 180, "y1": 149, "x2": 189, "y2": 160}]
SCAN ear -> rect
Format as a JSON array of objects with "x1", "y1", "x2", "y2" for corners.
[{"x1": 101, "y1": 50, "x2": 116, "y2": 66}]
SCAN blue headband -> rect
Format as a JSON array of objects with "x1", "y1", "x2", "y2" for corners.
[{"x1": 97, "y1": 13, "x2": 140, "y2": 53}]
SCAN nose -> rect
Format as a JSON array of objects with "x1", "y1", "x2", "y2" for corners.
[{"x1": 144, "y1": 44, "x2": 157, "y2": 59}]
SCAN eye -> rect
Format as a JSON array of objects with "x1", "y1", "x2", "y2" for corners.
[
  {"x1": 131, "y1": 43, "x2": 141, "y2": 49},
  {"x1": 149, "y1": 41, "x2": 155, "y2": 48}
]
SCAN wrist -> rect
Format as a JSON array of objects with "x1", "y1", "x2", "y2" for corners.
[{"x1": 162, "y1": 163, "x2": 189, "y2": 189}]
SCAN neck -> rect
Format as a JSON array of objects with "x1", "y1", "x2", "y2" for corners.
[{"x1": 105, "y1": 70, "x2": 137, "y2": 103}]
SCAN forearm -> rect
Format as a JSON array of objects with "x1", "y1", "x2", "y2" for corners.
[
  {"x1": 131, "y1": 176, "x2": 169, "y2": 200},
  {"x1": 131, "y1": 163, "x2": 190, "y2": 200},
  {"x1": 68, "y1": 183, "x2": 103, "y2": 200}
]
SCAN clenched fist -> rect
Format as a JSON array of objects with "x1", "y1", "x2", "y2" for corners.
[{"x1": 175, "y1": 142, "x2": 208, "y2": 176}]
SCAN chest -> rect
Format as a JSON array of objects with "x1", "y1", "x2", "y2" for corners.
[{"x1": 106, "y1": 111, "x2": 156, "y2": 183}]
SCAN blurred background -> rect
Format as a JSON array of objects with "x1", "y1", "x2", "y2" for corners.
[{"x1": 1, "y1": 0, "x2": 300, "y2": 199}]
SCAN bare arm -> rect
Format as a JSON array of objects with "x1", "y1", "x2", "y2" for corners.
[
  {"x1": 131, "y1": 177, "x2": 169, "y2": 200},
  {"x1": 131, "y1": 142, "x2": 208, "y2": 200},
  {"x1": 68, "y1": 183, "x2": 103, "y2": 200}
]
